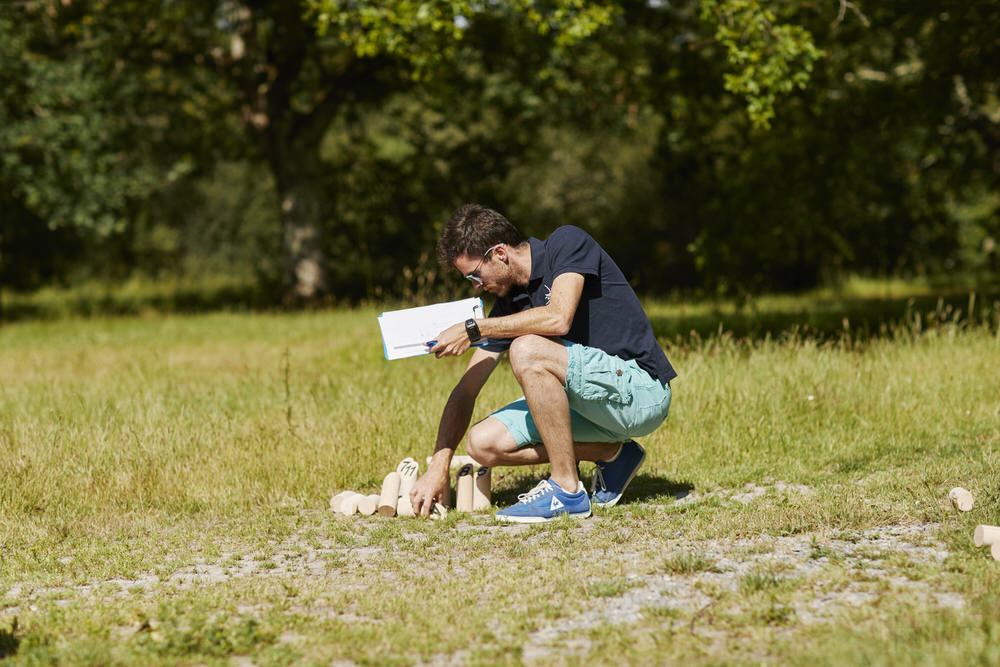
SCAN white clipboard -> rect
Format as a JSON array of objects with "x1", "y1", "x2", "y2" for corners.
[{"x1": 378, "y1": 297, "x2": 486, "y2": 360}]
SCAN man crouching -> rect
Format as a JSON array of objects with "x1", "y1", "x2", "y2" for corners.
[{"x1": 410, "y1": 204, "x2": 677, "y2": 522}]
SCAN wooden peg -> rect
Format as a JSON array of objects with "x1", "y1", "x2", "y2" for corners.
[
  {"x1": 378, "y1": 472, "x2": 402, "y2": 517},
  {"x1": 473, "y1": 466, "x2": 492, "y2": 511},
  {"x1": 397, "y1": 458, "x2": 419, "y2": 498},
  {"x1": 456, "y1": 463, "x2": 475, "y2": 512},
  {"x1": 974, "y1": 525, "x2": 1000, "y2": 548},
  {"x1": 335, "y1": 492, "x2": 364, "y2": 516},
  {"x1": 329, "y1": 490, "x2": 353, "y2": 512},
  {"x1": 396, "y1": 495, "x2": 415, "y2": 518},
  {"x1": 948, "y1": 487, "x2": 974, "y2": 512},
  {"x1": 358, "y1": 494, "x2": 380, "y2": 516}
]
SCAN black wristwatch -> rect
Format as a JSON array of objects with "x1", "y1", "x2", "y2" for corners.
[{"x1": 465, "y1": 318, "x2": 482, "y2": 344}]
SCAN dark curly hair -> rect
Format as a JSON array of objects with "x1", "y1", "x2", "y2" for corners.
[{"x1": 436, "y1": 204, "x2": 526, "y2": 267}]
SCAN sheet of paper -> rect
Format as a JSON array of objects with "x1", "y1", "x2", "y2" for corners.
[{"x1": 378, "y1": 297, "x2": 485, "y2": 360}]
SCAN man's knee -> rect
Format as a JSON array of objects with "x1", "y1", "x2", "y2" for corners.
[
  {"x1": 508, "y1": 335, "x2": 560, "y2": 379},
  {"x1": 466, "y1": 418, "x2": 516, "y2": 466}
]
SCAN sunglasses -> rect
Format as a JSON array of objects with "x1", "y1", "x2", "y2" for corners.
[{"x1": 464, "y1": 243, "x2": 504, "y2": 286}]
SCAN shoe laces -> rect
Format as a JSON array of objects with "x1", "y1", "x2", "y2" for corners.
[
  {"x1": 517, "y1": 479, "x2": 554, "y2": 504},
  {"x1": 591, "y1": 465, "x2": 607, "y2": 495}
]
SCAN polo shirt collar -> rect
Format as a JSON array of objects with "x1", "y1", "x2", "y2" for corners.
[{"x1": 527, "y1": 237, "x2": 545, "y2": 283}]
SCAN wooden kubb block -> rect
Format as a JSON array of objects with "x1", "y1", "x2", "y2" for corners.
[
  {"x1": 974, "y1": 525, "x2": 1000, "y2": 548},
  {"x1": 473, "y1": 466, "x2": 491, "y2": 511},
  {"x1": 357, "y1": 494, "x2": 380, "y2": 516},
  {"x1": 456, "y1": 463, "x2": 475, "y2": 512},
  {"x1": 378, "y1": 472, "x2": 402, "y2": 517},
  {"x1": 395, "y1": 496, "x2": 447, "y2": 519},
  {"x1": 426, "y1": 454, "x2": 482, "y2": 469},
  {"x1": 397, "y1": 457, "x2": 419, "y2": 498},
  {"x1": 330, "y1": 491, "x2": 353, "y2": 512},
  {"x1": 974, "y1": 525, "x2": 1000, "y2": 563},
  {"x1": 396, "y1": 495, "x2": 416, "y2": 518},
  {"x1": 948, "y1": 487, "x2": 974, "y2": 512},
  {"x1": 334, "y1": 492, "x2": 364, "y2": 516},
  {"x1": 395, "y1": 457, "x2": 420, "y2": 517}
]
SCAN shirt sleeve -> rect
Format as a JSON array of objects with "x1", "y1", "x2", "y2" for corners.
[{"x1": 548, "y1": 226, "x2": 601, "y2": 280}]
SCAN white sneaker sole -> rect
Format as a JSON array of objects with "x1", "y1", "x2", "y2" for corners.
[{"x1": 495, "y1": 509, "x2": 592, "y2": 523}]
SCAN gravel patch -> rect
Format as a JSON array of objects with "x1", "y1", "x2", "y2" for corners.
[{"x1": 520, "y1": 521, "x2": 961, "y2": 661}]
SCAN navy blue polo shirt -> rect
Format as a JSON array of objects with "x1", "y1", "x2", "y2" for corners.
[{"x1": 483, "y1": 226, "x2": 677, "y2": 386}]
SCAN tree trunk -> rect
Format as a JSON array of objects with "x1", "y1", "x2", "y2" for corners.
[
  {"x1": 273, "y1": 154, "x2": 329, "y2": 303},
  {"x1": 231, "y1": 1, "x2": 397, "y2": 303}
]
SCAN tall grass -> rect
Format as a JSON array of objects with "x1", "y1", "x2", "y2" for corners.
[
  {"x1": 1, "y1": 289, "x2": 999, "y2": 664},
  {"x1": 2, "y1": 295, "x2": 997, "y2": 545}
]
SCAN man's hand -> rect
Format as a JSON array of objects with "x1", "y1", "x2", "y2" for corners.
[
  {"x1": 428, "y1": 321, "x2": 471, "y2": 358},
  {"x1": 410, "y1": 468, "x2": 451, "y2": 517}
]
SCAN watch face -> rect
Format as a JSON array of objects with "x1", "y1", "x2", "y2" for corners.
[{"x1": 465, "y1": 318, "x2": 481, "y2": 342}]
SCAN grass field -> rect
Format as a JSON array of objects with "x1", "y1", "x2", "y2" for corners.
[{"x1": 1, "y1": 287, "x2": 1000, "y2": 665}]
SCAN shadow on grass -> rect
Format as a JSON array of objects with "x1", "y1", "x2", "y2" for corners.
[
  {"x1": 5, "y1": 275, "x2": 999, "y2": 342},
  {"x1": 0, "y1": 283, "x2": 277, "y2": 322},
  {"x1": 650, "y1": 287, "x2": 1000, "y2": 343},
  {"x1": 0, "y1": 623, "x2": 19, "y2": 659},
  {"x1": 493, "y1": 471, "x2": 693, "y2": 509},
  {"x1": 625, "y1": 473, "x2": 695, "y2": 504}
]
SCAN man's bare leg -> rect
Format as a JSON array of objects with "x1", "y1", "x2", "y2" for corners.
[
  {"x1": 502, "y1": 335, "x2": 583, "y2": 491},
  {"x1": 467, "y1": 416, "x2": 622, "y2": 467}
]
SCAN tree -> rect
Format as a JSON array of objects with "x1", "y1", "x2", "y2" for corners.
[{"x1": 3, "y1": 0, "x2": 826, "y2": 303}]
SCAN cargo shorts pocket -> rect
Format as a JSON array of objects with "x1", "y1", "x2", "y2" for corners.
[{"x1": 565, "y1": 343, "x2": 634, "y2": 406}]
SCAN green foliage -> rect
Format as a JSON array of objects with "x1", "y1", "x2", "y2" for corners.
[
  {"x1": 0, "y1": 10, "x2": 158, "y2": 235},
  {"x1": 1, "y1": 0, "x2": 998, "y2": 302},
  {"x1": 0, "y1": 2, "x2": 228, "y2": 236},
  {"x1": 306, "y1": 0, "x2": 617, "y2": 68},
  {"x1": 700, "y1": 0, "x2": 823, "y2": 129}
]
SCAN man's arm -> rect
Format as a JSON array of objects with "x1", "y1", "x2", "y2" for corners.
[
  {"x1": 429, "y1": 272, "x2": 585, "y2": 358},
  {"x1": 410, "y1": 347, "x2": 501, "y2": 516}
]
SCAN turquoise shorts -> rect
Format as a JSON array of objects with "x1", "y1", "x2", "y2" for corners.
[{"x1": 490, "y1": 341, "x2": 672, "y2": 448}]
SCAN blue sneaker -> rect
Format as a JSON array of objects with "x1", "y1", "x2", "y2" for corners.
[
  {"x1": 495, "y1": 479, "x2": 591, "y2": 523},
  {"x1": 591, "y1": 440, "x2": 646, "y2": 507}
]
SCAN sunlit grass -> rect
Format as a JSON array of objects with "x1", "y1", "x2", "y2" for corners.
[{"x1": 1, "y1": 290, "x2": 999, "y2": 664}]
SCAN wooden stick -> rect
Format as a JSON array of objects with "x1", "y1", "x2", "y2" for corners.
[
  {"x1": 473, "y1": 466, "x2": 492, "y2": 511},
  {"x1": 378, "y1": 472, "x2": 401, "y2": 517}
]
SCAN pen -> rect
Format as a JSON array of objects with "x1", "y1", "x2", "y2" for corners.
[{"x1": 392, "y1": 342, "x2": 436, "y2": 350}]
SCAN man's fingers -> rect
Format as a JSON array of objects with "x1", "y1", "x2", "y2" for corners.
[{"x1": 411, "y1": 493, "x2": 433, "y2": 517}]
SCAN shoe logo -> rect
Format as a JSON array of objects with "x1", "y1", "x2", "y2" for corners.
[{"x1": 549, "y1": 497, "x2": 564, "y2": 511}]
